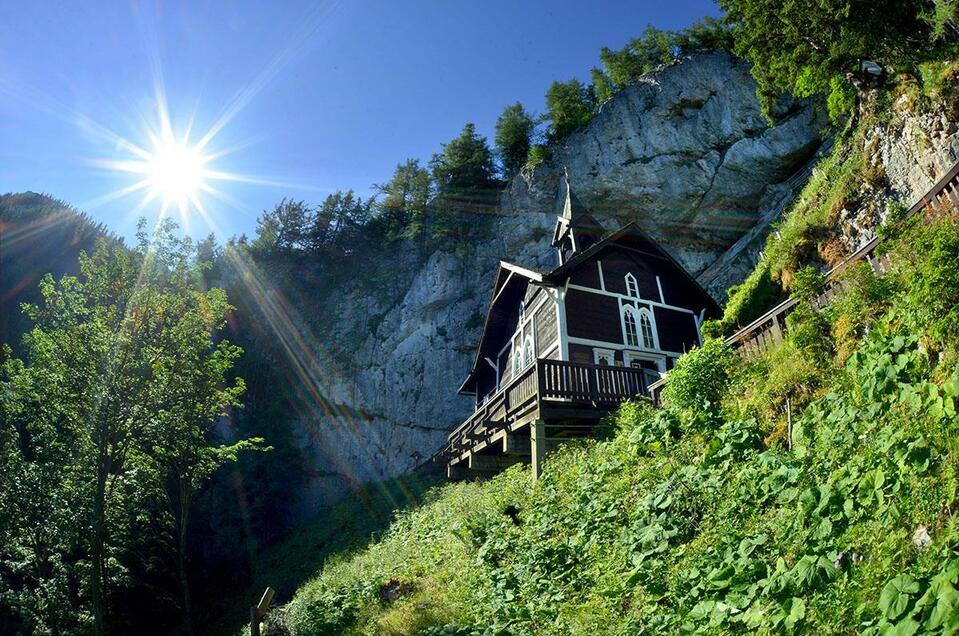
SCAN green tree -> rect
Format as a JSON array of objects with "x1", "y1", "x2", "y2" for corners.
[
  {"x1": 374, "y1": 159, "x2": 433, "y2": 240},
  {"x1": 252, "y1": 199, "x2": 312, "y2": 252},
  {"x1": 145, "y1": 240, "x2": 253, "y2": 634},
  {"x1": 544, "y1": 79, "x2": 594, "y2": 141},
  {"x1": 720, "y1": 0, "x2": 927, "y2": 121},
  {"x1": 0, "y1": 219, "x2": 252, "y2": 635},
  {"x1": 590, "y1": 67, "x2": 616, "y2": 105},
  {"x1": 673, "y1": 15, "x2": 735, "y2": 53},
  {"x1": 310, "y1": 190, "x2": 374, "y2": 253},
  {"x1": 494, "y1": 102, "x2": 535, "y2": 177},
  {"x1": 428, "y1": 123, "x2": 499, "y2": 238}
]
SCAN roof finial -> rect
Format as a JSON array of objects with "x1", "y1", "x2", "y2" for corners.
[{"x1": 562, "y1": 166, "x2": 573, "y2": 220}]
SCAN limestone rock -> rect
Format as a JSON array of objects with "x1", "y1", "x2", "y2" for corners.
[{"x1": 282, "y1": 52, "x2": 830, "y2": 517}]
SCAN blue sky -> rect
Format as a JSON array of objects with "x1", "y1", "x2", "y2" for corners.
[{"x1": 0, "y1": 0, "x2": 719, "y2": 242}]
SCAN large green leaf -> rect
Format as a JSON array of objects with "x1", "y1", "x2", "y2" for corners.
[{"x1": 879, "y1": 575, "x2": 919, "y2": 620}]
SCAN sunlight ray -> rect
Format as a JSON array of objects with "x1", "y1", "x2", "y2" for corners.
[
  {"x1": 79, "y1": 178, "x2": 153, "y2": 211},
  {"x1": 195, "y1": 0, "x2": 343, "y2": 151}
]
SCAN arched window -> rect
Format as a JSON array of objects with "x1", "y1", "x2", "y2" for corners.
[
  {"x1": 623, "y1": 305, "x2": 657, "y2": 350},
  {"x1": 623, "y1": 306, "x2": 639, "y2": 347},
  {"x1": 523, "y1": 334, "x2": 535, "y2": 366},
  {"x1": 625, "y1": 273, "x2": 639, "y2": 298},
  {"x1": 638, "y1": 309, "x2": 655, "y2": 349},
  {"x1": 511, "y1": 341, "x2": 523, "y2": 376}
]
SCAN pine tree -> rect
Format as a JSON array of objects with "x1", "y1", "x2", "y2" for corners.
[{"x1": 494, "y1": 102, "x2": 535, "y2": 177}]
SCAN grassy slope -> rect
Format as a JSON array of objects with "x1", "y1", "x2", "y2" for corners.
[
  {"x1": 256, "y1": 73, "x2": 959, "y2": 635},
  {"x1": 260, "y1": 213, "x2": 959, "y2": 636}
]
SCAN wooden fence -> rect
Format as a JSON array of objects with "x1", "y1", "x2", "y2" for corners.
[{"x1": 725, "y1": 159, "x2": 959, "y2": 355}]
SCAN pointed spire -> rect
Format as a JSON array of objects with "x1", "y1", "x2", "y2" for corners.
[
  {"x1": 561, "y1": 166, "x2": 589, "y2": 222},
  {"x1": 552, "y1": 168, "x2": 605, "y2": 264}
]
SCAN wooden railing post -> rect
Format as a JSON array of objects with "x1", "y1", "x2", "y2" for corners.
[
  {"x1": 530, "y1": 418, "x2": 546, "y2": 480},
  {"x1": 536, "y1": 359, "x2": 544, "y2": 402},
  {"x1": 250, "y1": 587, "x2": 275, "y2": 636}
]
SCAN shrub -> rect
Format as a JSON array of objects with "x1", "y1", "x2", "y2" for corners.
[
  {"x1": 661, "y1": 338, "x2": 734, "y2": 426},
  {"x1": 892, "y1": 213, "x2": 959, "y2": 347}
]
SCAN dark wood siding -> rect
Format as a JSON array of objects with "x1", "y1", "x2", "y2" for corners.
[
  {"x1": 565, "y1": 288, "x2": 622, "y2": 343},
  {"x1": 569, "y1": 261, "x2": 602, "y2": 288},
  {"x1": 569, "y1": 343, "x2": 593, "y2": 364},
  {"x1": 534, "y1": 301, "x2": 557, "y2": 356},
  {"x1": 524, "y1": 283, "x2": 540, "y2": 305},
  {"x1": 653, "y1": 306, "x2": 699, "y2": 354},
  {"x1": 599, "y1": 248, "x2": 660, "y2": 300},
  {"x1": 498, "y1": 345, "x2": 513, "y2": 386}
]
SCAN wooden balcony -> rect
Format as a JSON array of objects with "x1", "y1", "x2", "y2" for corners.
[{"x1": 442, "y1": 358, "x2": 656, "y2": 467}]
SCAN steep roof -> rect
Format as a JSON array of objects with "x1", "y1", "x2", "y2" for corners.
[
  {"x1": 458, "y1": 221, "x2": 721, "y2": 396},
  {"x1": 457, "y1": 261, "x2": 554, "y2": 395}
]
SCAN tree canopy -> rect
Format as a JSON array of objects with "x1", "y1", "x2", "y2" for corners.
[
  {"x1": 0, "y1": 219, "x2": 255, "y2": 635},
  {"x1": 720, "y1": 0, "x2": 933, "y2": 120},
  {"x1": 428, "y1": 122, "x2": 500, "y2": 238},
  {"x1": 494, "y1": 102, "x2": 535, "y2": 177}
]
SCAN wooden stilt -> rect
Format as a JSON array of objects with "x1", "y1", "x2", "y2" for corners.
[{"x1": 531, "y1": 419, "x2": 546, "y2": 480}]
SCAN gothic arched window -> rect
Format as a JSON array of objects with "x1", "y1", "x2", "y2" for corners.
[
  {"x1": 638, "y1": 309, "x2": 655, "y2": 349},
  {"x1": 623, "y1": 305, "x2": 657, "y2": 350},
  {"x1": 625, "y1": 273, "x2": 639, "y2": 298},
  {"x1": 623, "y1": 306, "x2": 639, "y2": 347}
]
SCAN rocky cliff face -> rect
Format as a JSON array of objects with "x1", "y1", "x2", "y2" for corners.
[{"x1": 285, "y1": 52, "x2": 829, "y2": 516}]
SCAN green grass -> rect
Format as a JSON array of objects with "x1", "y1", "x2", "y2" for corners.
[
  {"x1": 257, "y1": 215, "x2": 959, "y2": 635},
  {"x1": 212, "y1": 472, "x2": 443, "y2": 635}
]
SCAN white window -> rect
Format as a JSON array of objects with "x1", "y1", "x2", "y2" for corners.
[
  {"x1": 523, "y1": 334, "x2": 535, "y2": 366},
  {"x1": 625, "y1": 272, "x2": 639, "y2": 298},
  {"x1": 623, "y1": 306, "x2": 640, "y2": 347},
  {"x1": 593, "y1": 348, "x2": 615, "y2": 366},
  {"x1": 623, "y1": 305, "x2": 658, "y2": 350},
  {"x1": 639, "y1": 310, "x2": 655, "y2": 349},
  {"x1": 511, "y1": 340, "x2": 522, "y2": 376}
]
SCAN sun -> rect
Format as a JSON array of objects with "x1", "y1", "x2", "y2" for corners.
[{"x1": 146, "y1": 137, "x2": 209, "y2": 205}]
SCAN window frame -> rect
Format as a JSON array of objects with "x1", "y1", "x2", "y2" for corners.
[
  {"x1": 621, "y1": 303, "x2": 659, "y2": 351},
  {"x1": 593, "y1": 348, "x2": 616, "y2": 366},
  {"x1": 624, "y1": 272, "x2": 640, "y2": 298}
]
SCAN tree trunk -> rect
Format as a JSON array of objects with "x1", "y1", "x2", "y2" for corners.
[
  {"x1": 91, "y1": 457, "x2": 108, "y2": 636},
  {"x1": 177, "y1": 476, "x2": 194, "y2": 636}
]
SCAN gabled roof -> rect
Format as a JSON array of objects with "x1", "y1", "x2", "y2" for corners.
[
  {"x1": 544, "y1": 222, "x2": 721, "y2": 315},
  {"x1": 458, "y1": 222, "x2": 721, "y2": 396},
  {"x1": 458, "y1": 260, "x2": 554, "y2": 395}
]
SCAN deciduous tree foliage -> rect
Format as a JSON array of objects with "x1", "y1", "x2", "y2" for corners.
[
  {"x1": 0, "y1": 219, "x2": 254, "y2": 635},
  {"x1": 719, "y1": 0, "x2": 929, "y2": 120}
]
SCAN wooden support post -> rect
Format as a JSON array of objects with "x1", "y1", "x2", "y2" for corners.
[
  {"x1": 250, "y1": 586, "x2": 275, "y2": 636},
  {"x1": 769, "y1": 316, "x2": 784, "y2": 345},
  {"x1": 503, "y1": 432, "x2": 531, "y2": 456},
  {"x1": 531, "y1": 419, "x2": 546, "y2": 480}
]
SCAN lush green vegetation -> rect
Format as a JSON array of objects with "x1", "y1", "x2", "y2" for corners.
[
  {"x1": 718, "y1": 48, "x2": 959, "y2": 333},
  {"x1": 261, "y1": 210, "x2": 959, "y2": 636},
  {"x1": 0, "y1": 220, "x2": 259, "y2": 635},
  {"x1": 720, "y1": 0, "x2": 956, "y2": 122}
]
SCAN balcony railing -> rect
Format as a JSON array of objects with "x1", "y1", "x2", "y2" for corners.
[{"x1": 443, "y1": 358, "x2": 655, "y2": 460}]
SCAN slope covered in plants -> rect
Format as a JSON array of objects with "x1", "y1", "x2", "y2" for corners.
[{"x1": 258, "y1": 199, "x2": 959, "y2": 634}]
